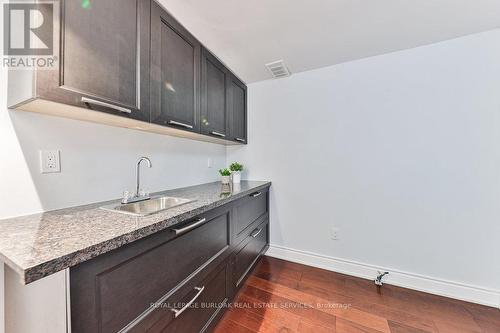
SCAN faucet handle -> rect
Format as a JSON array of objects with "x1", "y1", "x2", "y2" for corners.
[{"x1": 139, "y1": 189, "x2": 149, "y2": 198}]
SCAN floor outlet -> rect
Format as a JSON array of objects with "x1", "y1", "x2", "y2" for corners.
[{"x1": 40, "y1": 150, "x2": 61, "y2": 173}]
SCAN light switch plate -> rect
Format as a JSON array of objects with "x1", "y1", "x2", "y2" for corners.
[{"x1": 40, "y1": 150, "x2": 61, "y2": 173}]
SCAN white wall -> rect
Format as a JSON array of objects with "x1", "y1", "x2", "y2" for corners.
[
  {"x1": 228, "y1": 29, "x2": 500, "y2": 293},
  {"x1": 0, "y1": 86, "x2": 226, "y2": 220}
]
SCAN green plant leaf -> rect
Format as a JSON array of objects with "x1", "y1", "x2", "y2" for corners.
[
  {"x1": 229, "y1": 162, "x2": 243, "y2": 172},
  {"x1": 219, "y1": 168, "x2": 231, "y2": 176}
]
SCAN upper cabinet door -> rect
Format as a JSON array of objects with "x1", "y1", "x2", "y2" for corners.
[
  {"x1": 150, "y1": 2, "x2": 201, "y2": 132},
  {"x1": 201, "y1": 49, "x2": 229, "y2": 139},
  {"x1": 36, "y1": 0, "x2": 150, "y2": 121},
  {"x1": 229, "y1": 76, "x2": 248, "y2": 144}
]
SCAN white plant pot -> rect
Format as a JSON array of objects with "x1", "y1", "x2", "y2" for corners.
[
  {"x1": 232, "y1": 171, "x2": 241, "y2": 184},
  {"x1": 221, "y1": 175, "x2": 231, "y2": 185},
  {"x1": 221, "y1": 183, "x2": 232, "y2": 194}
]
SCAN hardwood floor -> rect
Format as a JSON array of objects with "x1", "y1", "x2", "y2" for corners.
[{"x1": 215, "y1": 256, "x2": 500, "y2": 333}]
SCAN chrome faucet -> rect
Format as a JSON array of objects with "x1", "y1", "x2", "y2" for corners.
[{"x1": 122, "y1": 157, "x2": 153, "y2": 204}]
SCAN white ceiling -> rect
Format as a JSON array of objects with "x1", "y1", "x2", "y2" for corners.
[{"x1": 159, "y1": 0, "x2": 500, "y2": 83}]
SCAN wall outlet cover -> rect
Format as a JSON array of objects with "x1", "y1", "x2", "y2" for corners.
[
  {"x1": 330, "y1": 227, "x2": 340, "y2": 240},
  {"x1": 40, "y1": 150, "x2": 61, "y2": 173}
]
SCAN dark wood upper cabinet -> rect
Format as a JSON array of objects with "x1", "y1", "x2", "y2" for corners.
[
  {"x1": 200, "y1": 49, "x2": 230, "y2": 139},
  {"x1": 8, "y1": 0, "x2": 247, "y2": 145},
  {"x1": 22, "y1": 0, "x2": 151, "y2": 121},
  {"x1": 229, "y1": 76, "x2": 248, "y2": 144},
  {"x1": 150, "y1": 2, "x2": 201, "y2": 132}
]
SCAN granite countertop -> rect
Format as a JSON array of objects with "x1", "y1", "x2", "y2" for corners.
[{"x1": 0, "y1": 181, "x2": 271, "y2": 284}]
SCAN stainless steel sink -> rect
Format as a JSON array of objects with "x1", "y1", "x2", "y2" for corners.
[{"x1": 101, "y1": 196, "x2": 194, "y2": 216}]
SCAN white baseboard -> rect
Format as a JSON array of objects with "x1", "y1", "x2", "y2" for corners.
[{"x1": 265, "y1": 245, "x2": 500, "y2": 309}]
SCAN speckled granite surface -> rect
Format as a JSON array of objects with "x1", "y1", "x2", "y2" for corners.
[{"x1": 0, "y1": 181, "x2": 271, "y2": 284}]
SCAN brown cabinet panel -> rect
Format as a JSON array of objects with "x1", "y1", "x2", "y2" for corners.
[
  {"x1": 62, "y1": 0, "x2": 136, "y2": 107},
  {"x1": 129, "y1": 263, "x2": 229, "y2": 333},
  {"x1": 228, "y1": 75, "x2": 248, "y2": 144},
  {"x1": 150, "y1": 2, "x2": 201, "y2": 132},
  {"x1": 9, "y1": 0, "x2": 248, "y2": 144},
  {"x1": 234, "y1": 221, "x2": 269, "y2": 287},
  {"x1": 35, "y1": 0, "x2": 150, "y2": 121},
  {"x1": 234, "y1": 190, "x2": 268, "y2": 237},
  {"x1": 201, "y1": 49, "x2": 229, "y2": 138},
  {"x1": 71, "y1": 209, "x2": 230, "y2": 333}
]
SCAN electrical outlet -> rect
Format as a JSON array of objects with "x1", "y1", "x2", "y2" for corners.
[
  {"x1": 330, "y1": 227, "x2": 340, "y2": 240},
  {"x1": 40, "y1": 150, "x2": 61, "y2": 173},
  {"x1": 207, "y1": 158, "x2": 212, "y2": 168}
]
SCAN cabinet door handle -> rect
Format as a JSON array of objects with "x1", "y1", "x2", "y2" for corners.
[
  {"x1": 210, "y1": 131, "x2": 226, "y2": 138},
  {"x1": 171, "y1": 286, "x2": 205, "y2": 318},
  {"x1": 250, "y1": 192, "x2": 262, "y2": 198},
  {"x1": 251, "y1": 228, "x2": 262, "y2": 238},
  {"x1": 81, "y1": 97, "x2": 132, "y2": 114},
  {"x1": 235, "y1": 138, "x2": 246, "y2": 143},
  {"x1": 172, "y1": 218, "x2": 207, "y2": 235},
  {"x1": 169, "y1": 120, "x2": 194, "y2": 129}
]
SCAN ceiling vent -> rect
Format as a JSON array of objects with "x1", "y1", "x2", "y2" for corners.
[{"x1": 265, "y1": 60, "x2": 291, "y2": 79}]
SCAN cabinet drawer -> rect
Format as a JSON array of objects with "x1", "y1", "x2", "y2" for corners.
[
  {"x1": 71, "y1": 209, "x2": 230, "y2": 333},
  {"x1": 233, "y1": 190, "x2": 268, "y2": 239},
  {"x1": 234, "y1": 221, "x2": 268, "y2": 288},
  {"x1": 128, "y1": 263, "x2": 229, "y2": 333}
]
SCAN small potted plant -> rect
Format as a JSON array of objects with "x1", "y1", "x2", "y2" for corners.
[
  {"x1": 230, "y1": 162, "x2": 244, "y2": 184},
  {"x1": 219, "y1": 168, "x2": 231, "y2": 185}
]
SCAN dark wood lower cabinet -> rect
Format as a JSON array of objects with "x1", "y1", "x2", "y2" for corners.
[
  {"x1": 233, "y1": 191, "x2": 268, "y2": 244},
  {"x1": 233, "y1": 220, "x2": 269, "y2": 289},
  {"x1": 70, "y1": 187, "x2": 270, "y2": 333},
  {"x1": 128, "y1": 262, "x2": 230, "y2": 333}
]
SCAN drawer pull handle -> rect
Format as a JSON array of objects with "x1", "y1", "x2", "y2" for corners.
[
  {"x1": 235, "y1": 138, "x2": 246, "y2": 143},
  {"x1": 172, "y1": 218, "x2": 207, "y2": 235},
  {"x1": 251, "y1": 228, "x2": 262, "y2": 238},
  {"x1": 81, "y1": 97, "x2": 132, "y2": 114},
  {"x1": 210, "y1": 131, "x2": 226, "y2": 137},
  {"x1": 250, "y1": 192, "x2": 262, "y2": 198},
  {"x1": 171, "y1": 286, "x2": 205, "y2": 318},
  {"x1": 168, "y1": 120, "x2": 194, "y2": 129}
]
